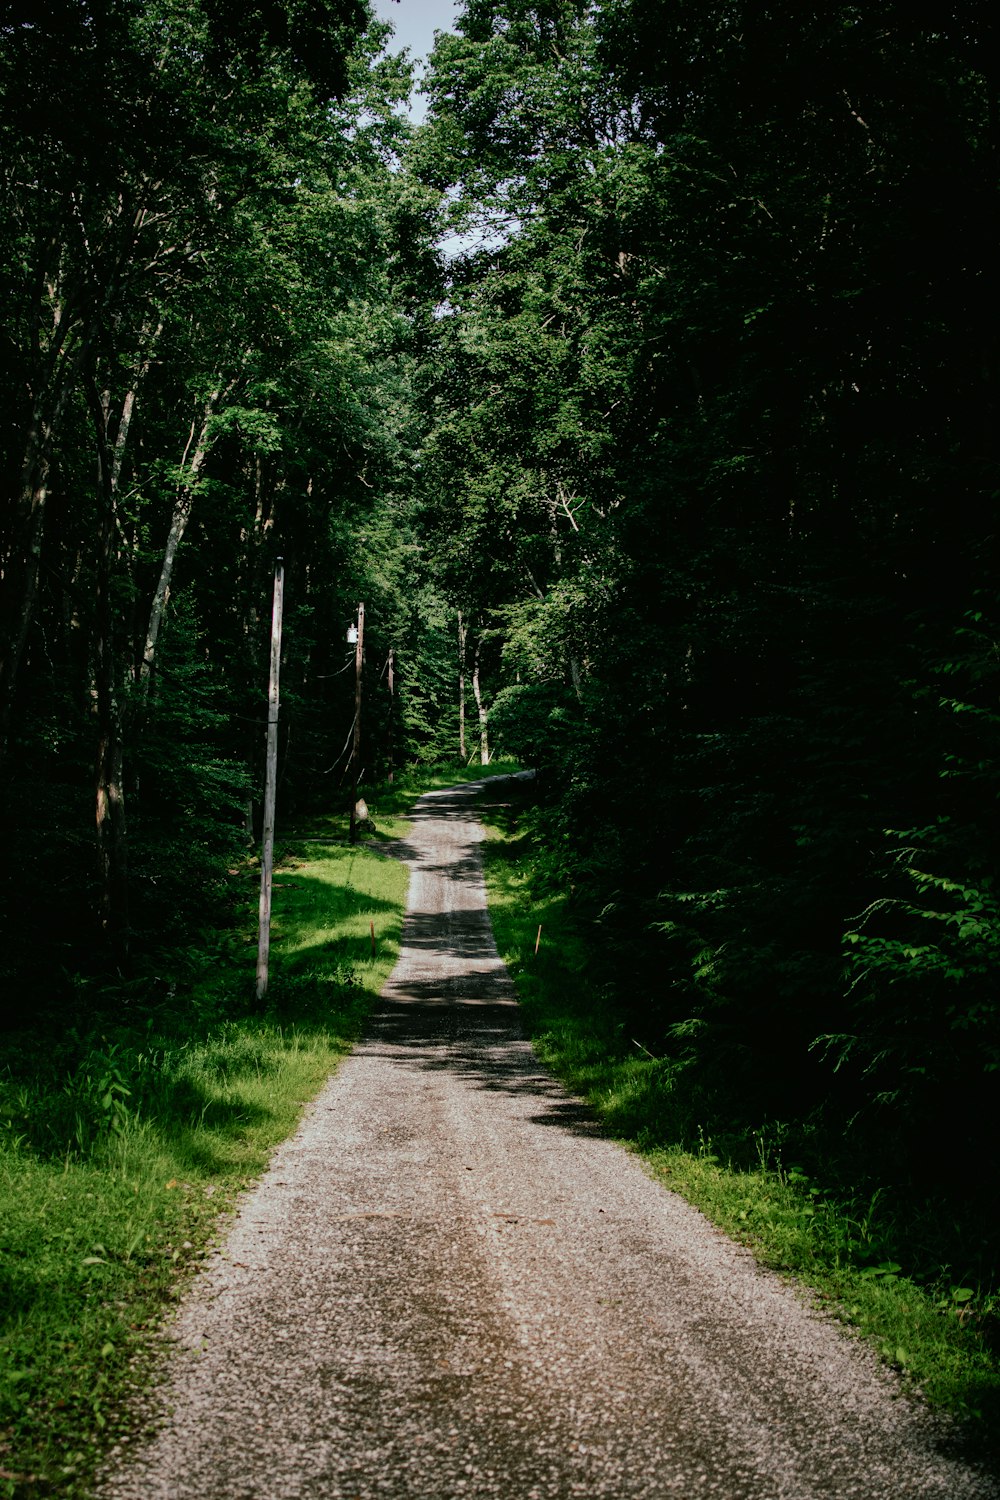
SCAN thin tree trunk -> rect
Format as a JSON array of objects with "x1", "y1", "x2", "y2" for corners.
[
  {"x1": 387, "y1": 646, "x2": 395, "y2": 783},
  {"x1": 87, "y1": 377, "x2": 129, "y2": 955},
  {"x1": 0, "y1": 453, "x2": 50, "y2": 757},
  {"x1": 86, "y1": 320, "x2": 159, "y2": 950},
  {"x1": 569, "y1": 654, "x2": 582, "y2": 701},
  {"x1": 472, "y1": 637, "x2": 489, "y2": 766},
  {"x1": 458, "y1": 610, "x2": 468, "y2": 761},
  {"x1": 109, "y1": 319, "x2": 160, "y2": 496},
  {"x1": 139, "y1": 387, "x2": 221, "y2": 685},
  {"x1": 0, "y1": 358, "x2": 85, "y2": 761}
]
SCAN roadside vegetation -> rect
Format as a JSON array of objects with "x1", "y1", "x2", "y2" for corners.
[
  {"x1": 0, "y1": 823, "x2": 406, "y2": 1498},
  {"x1": 480, "y1": 781, "x2": 1000, "y2": 1440},
  {"x1": 2, "y1": 0, "x2": 999, "y2": 1487},
  {"x1": 0, "y1": 761, "x2": 522, "y2": 1499},
  {"x1": 310, "y1": 759, "x2": 525, "y2": 845}
]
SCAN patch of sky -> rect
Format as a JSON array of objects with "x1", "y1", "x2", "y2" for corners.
[
  {"x1": 371, "y1": 0, "x2": 460, "y2": 125},
  {"x1": 370, "y1": 1, "x2": 519, "y2": 261}
]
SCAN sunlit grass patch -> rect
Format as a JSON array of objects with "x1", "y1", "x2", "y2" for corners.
[
  {"x1": 269, "y1": 844, "x2": 406, "y2": 973},
  {"x1": 0, "y1": 822, "x2": 409, "y2": 1498},
  {"x1": 296, "y1": 759, "x2": 524, "y2": 845},
  {"x1": 3, "y1": 759, "x2": 521, "y2": 1496}
]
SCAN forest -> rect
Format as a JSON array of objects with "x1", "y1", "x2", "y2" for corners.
[{"x1": 2, "y1": 0, "x2": 999, "y2": 1470}]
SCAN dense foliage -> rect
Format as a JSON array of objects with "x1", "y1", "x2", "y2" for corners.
[
  {"x1": 411, "y1": 0, "x2": 1000, "y2": 1250},
  {"x1": 0, "y1": 0, "x2": 456, "y2": 996},
  {"x1": 2, "y1": 0, "x2": 998, "y2": 1310}
]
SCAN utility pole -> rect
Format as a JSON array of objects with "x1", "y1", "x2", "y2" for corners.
[
  {"x1": 458, "y1": 610, "x2": 467, "y2": 762},
  {"x1": 387, "y1": 646, "x2": 394, "y2": 784},
  {"x1": 256, "y1": 558, "x2": 284, "y2": 1001},
  {"x1": 348, "y1": 600, "x2": 365, "y2": 845},
  {"x1": 472, "y1": 634, "x2": 490, "y2": 765}
]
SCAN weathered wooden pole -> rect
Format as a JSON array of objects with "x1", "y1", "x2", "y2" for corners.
[
  {"x1": 472, "y1": 635, "x2": 490, "y2": 765},
  {"x1": 256, "y1": 558, "x2": 285, "y2": 1001},
  {"x1": 458, "y1": 611, "x2": 467, "y2": 762},
  {"x1": 387, "y1": 646, "x2": 395, "y2": 784},
  {"x1": 348, "y1": 601, "x2": 365, "y2": 845}
]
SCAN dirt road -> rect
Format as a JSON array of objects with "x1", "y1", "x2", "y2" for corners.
[{"x1": 99, "y1": 778, "x2": 995, "y2": 1499}]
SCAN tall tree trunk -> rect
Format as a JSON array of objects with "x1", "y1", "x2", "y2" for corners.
[
  {"x1": 458, "y1": 610, "x2": 468, "y2": 761},
  {"x1": 348, "y1": 602, "x2": 365, "y2": 845},
  {"x1": 109, "y1": 319, "x2": 160, "y2": 496},
  {"x1": 472, "y1": 637, "x2": 489, "y2": 766},
  {"x1": 85, "y1": 322, "x2": 158, "y2": 953},
  {"x1": 0, "y1": 344, "x2": 87, "y2": 762},
  {"x1": 140, "y1": 387, "x2": 222, "y2": 686},
  {"x1": 387, "y1": 646, "x2": 395, "y2": 783},
  {"x1": 569, "y1": 653, "x2": 582, "y2": 701},
  {"x1": 0, "y1": 446, "x2": 51, "y2": 760},
  {"x1": 0, "y1": 199, "x2": 151, "y2": 760},
  {"x1": 87, "y1": 377, "x2": 129, "y2": 955},
  {"x1": 255, "y1": 559, "x2": 284, "y2": 1000}
]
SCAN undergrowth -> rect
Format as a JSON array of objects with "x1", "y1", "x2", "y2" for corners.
[
  {"x1": 298, "y1": 759, "x2": 523, "y2": 844},
  {"x1": 0, "y1": 758, "x2": 523, "y2": 1497},
  {"x1": 480, "y1": 791, "x2": 1000, "y2": 1446},
  {"x1": 0, "y1": 819, "x2": 409, "y2": 1498}
]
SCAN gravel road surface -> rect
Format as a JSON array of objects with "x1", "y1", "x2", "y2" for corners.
[{"x1": 99, "y1": 777, "x2": 996, "y2": 1499}]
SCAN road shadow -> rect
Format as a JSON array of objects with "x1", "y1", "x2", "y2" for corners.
[
  {"x1": 365, "y1": 987, "x2": 601, "y2": 1140},
  {"x1": 344, "y1": 774, "x2": 1000, "y2": 1486},
  {"x1": 362, "y1": 778, "x2": 602, "y2": 1140}
]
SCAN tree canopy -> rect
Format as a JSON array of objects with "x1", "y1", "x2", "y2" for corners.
[
  {"x1": 2, "y1": 0, "x2": 998, "y2": 1253},
  {"x1": 410, "y1": 0, "x2": 1000, "y2": 1187}
]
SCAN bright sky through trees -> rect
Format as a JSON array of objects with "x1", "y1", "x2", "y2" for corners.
[{"x1": 372, "y1": 0, "x2": 458, "y2": 120}]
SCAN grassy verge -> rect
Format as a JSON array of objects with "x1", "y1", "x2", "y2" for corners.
[
  {"x1": 0, "y1": 758, "x2": 525, "y2": 1496},
  {"x1": 481, "y1": 800, "x2": 1000, "y2": 1437},
  {"x1": 298, "y1": 759, "x2": 524, "y2": 844},
  {"x1": 0, "y1": 808, "x2": 417, "y2": 1497}
]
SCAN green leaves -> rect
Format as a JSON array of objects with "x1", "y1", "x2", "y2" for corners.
[{"x1": 410, "y1": 5, "x2": 1000, "y2": 1295}]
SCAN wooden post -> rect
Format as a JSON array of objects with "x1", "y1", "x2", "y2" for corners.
[
  {"x1": 256, "y1": 558, "x2": 284, "y2": 1001},
  {"x1": 348, "y1": 601, "x2": 365, "y2": 845},
  {"x1": 472, "y1": 635, "x2": 490, "y2": 765},
  {"x1": 387, "y1": 646, "x2": 394, "y2": 784},
  {"x1": 458, "y1": 611, "x2": 467, "y2": 762}
]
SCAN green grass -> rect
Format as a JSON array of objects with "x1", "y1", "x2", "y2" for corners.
[
  {"x1": 481, "y1": 804, "x2": 1000, "y2": 1436},
  {"x1": 0, "y1": 809, "x2": 413, "y2": 1498},
  {"x1": 296, "y1": 758, "x2": 524, "y2": 844},
  {"x1": 0, "y1": 759, "x2": 528, "y2": 1496},
  {"x1": 22, "y1": 757, "x2": 989, "y2": 1486}
]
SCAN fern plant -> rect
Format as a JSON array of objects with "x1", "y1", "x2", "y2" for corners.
[
  {"x1": 821, "y1": 823, "x2": 1000, "y2": 1101},
  {"x1": 820, "y1": 601, "x2": 1000, "y2": 1118}
]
